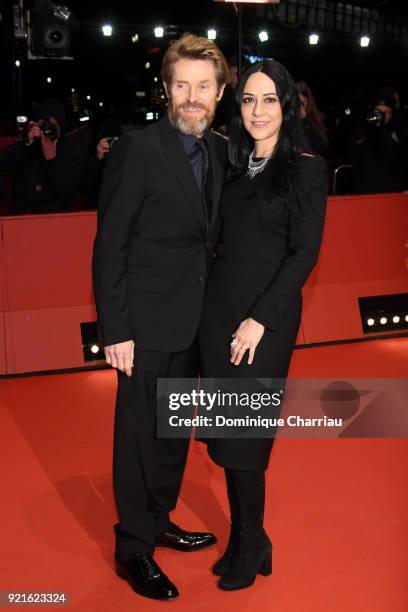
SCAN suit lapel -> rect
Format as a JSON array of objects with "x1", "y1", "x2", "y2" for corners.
[{"x1": 158, "y1": 117, "x2": 205, "y2": 227}]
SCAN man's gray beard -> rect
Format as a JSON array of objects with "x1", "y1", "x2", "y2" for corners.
[{"x1": 168, "y1": 105, "x2": 214, "y2": 136}]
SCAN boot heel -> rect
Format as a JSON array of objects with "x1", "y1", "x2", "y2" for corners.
[{"x1": 258, "y1": 552, "x2": 272, "y2": 576}]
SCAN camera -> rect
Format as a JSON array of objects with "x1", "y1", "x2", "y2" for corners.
[
  {"x1": 14, "y1": 115, "x2": 59, "y2": 145},
  {"x1": 40, "y1": 119, "x2": 58, "y2": 141},
  {"x1": 363, "y1": 107, "x2": 386, "y2": 128},
  {"x1": 105, "y1": 136, "x2": 120, "y2": 149}
]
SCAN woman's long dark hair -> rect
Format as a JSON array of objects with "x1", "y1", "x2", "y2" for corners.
[{"x1": 228, "y1": 59, "x2": 310, "y2": 206}]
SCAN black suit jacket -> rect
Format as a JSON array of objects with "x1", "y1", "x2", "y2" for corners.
[{"x1": 92, "y1": 116, "x2": 227, "y2": 351}]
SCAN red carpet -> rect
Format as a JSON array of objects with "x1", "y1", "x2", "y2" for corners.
[{"x1": 1, "y1": 337, "x2": 408, "y2": 610}]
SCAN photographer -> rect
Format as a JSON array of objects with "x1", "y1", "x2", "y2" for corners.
[
  {"x1": 350, "y1": 88, "x2": 408, "y2": 194},
  {"x1": 80, "y1": 117, "x2": 122, "y2": 210},
  {"x1": 0, "y1": 99, "x2": 84, "y2": 214}
]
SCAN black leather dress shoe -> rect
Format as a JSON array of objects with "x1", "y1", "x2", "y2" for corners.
[
  {"x1": 156, "y1": 521, "x2": 217, "y2": 552},
  {"x1": 115, "y1": 553, "x2": 179, "y2": 600}
]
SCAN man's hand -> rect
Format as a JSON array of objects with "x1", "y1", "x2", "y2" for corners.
[
  {"x1": 40, "y1": 131, "x2": 58, "y2": 160},
  {"x1": 230, "y1": 318, "x2": 265, "y2": 366},
  {"x1": 104, "y1": 340, "x2": 135, "y2": 377},
  {"x1": 375, "y1": 104, "x2": 393, "y2": 125},
  {"x1": 96, "y1": 138, "x2": 111, "y2": 160},
  {"x1": 27, "y1": 121, "x2": 42, "y2": 145}
]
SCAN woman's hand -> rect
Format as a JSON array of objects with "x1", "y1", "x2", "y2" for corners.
[{"x1": 230, "y1": 318, "x2": 265, "y2": 365}]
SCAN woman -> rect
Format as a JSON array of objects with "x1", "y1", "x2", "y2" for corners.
[
  {"x1": 296, "y1": 80, "x2": 328, "y2": 155},
  {"x1": 199, "y1": 60, "x2": 328, "y2": 591}
]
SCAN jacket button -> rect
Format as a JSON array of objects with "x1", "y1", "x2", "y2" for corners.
[{"x1": 199, "y1": 275, "x2": 206, "y2": 285}]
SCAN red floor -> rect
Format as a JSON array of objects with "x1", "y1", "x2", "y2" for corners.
[{"x1": 1, "y1": 337, "x2": 408, "y2": 611}]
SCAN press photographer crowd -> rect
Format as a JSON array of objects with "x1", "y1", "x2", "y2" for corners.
[{"x1": 0, "y1": 80, "x2": 408, "y2": 216}]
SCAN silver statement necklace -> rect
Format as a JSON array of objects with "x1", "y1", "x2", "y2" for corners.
[{"x1": 246, "y1": 150, "x2": 272, "y2": 179}]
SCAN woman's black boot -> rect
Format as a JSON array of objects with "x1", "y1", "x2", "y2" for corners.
[
  {"x1": 218, "y1": 529, "x2": 272, "y2": 590},
  {"x1": 217, "y1": 469, "x2": 272, "y2": 591},
  {"x1": 212, "y1": 469, "x2": 240, "y2": 575}
]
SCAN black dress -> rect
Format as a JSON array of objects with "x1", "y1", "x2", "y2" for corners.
[{"x1": 199, "y1": 155, "x2": 328, "y2": 471}]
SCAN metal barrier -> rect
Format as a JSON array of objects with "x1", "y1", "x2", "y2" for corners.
[{"x1": 332, "y1": 163, "x2": 354, "y2": 195}]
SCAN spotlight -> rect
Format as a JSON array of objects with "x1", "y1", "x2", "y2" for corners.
[
  {"x1": 208, "y1": 29, "x2": 217, "y2": 41},
  {"x1": 359, "y1": 294, "x2": 408, "y2": 333},
  {"x1": 145, "y1": 62, "x2": 150, "y2": 69},
  {"x1": 79, "y1": 116, "x2": 90, "y2": 122},
  {"x1": 153, "y1": 77, "x2": 158, "y2": 82},
  {"x1": 99, "y1": 101, "x2": 103, "y2": 107},
  {"x1": 146, "y1": 112, "x2": 154, "y2": 121},
  {"x1": 86, "y1": 95, "x2": 91, "y2": 100},
  {"x1": 360, "y1": 35, "x2": 370, "y2": 47},
  {"x1": 245, "y1": 54, "x2": 263, "y2": 64},
  {"x1": 154, "y1": 26, "x2": 164, "y2": 38},
  {"x1": 81, "y1": 322, "x2": 104, "y2": 362},
  {"x1": 259, "y1": 30, "x2": 269, "y2": 42},
  {"x1": 102, "y1": 24, "x2": 113, "y2": 37},
  {"x1": 15, "y1": 60, "x2": 21, "y2": 67},
  {"x1": 131, "y1": 34, "x2": 139, "y2": 43},
  {"x1": 71, "y1": 87, "x2": 75, "y2": 92},
  {"x1": 46, "y1": 76, "x2": 52, "y2": 83},
  {"x1": 309, "y1": 33, "x2": 319, "y2": 45}
]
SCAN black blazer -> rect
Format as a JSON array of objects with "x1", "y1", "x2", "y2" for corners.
[{"x1": 92, "y1": 116, "x2": 227, "y2": 351}]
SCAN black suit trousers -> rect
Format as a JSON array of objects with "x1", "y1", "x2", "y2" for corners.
[{"x1": 113, "y1": 342, "x2": 198, "y2": 557}]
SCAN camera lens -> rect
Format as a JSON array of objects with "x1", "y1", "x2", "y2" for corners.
[{"x1": 48, "y1": 29, "x2": 64, "y2": 44}]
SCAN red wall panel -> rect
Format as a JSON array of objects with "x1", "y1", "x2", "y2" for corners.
[
  {"x1": 1, "y1": 212, "x2": 99, "y2": 374},
  {"x1": 301, "y1": 193, "x2": 408, "y2": 344},
  {"x1": 307, "y1": 193, "x2": 408, "y2": 286},
  {"x1": 0, "y1": 313, "x2": 5, "y2": 375},
  {"x1": 3, "y1": 212, "x2": 97, "y2": 311},
  {"x1": 0, "y1": 220, "x2": 6, "y2": 374},
  {"x1": 0, "y1": 193, "x2": 407, "y2": 374},
  {"x1": 6, "y1": 305, "x2": 99, "y2": 374}
]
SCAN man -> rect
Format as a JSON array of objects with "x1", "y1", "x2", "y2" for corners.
[
  {"x1": 351, "y1": 87, "x2": 408, "y2": 194},
  {"x1": 92, "y1": 34, "x2": 229, "y2": 600},
  {"x1": 0, "y1": 99, "x2": 84, "y2": 214},
  {"x1": 80, "y1": 115, "x2": 124, "y2": 210}
]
